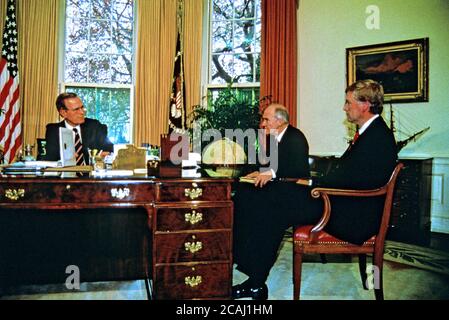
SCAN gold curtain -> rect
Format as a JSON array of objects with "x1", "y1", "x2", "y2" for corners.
[
  {"x1": 183, "y1": 0, "x2": 204, "y2": 120},
  {"x1": 17, "y1": 0, "x2": 60, "y2": 148},
  {"x1": 0, "y1": 0, "x2": 59, "y2": 150},
  {"x1": 135, "y1": 0, "x2": 178, "y2": 147}
]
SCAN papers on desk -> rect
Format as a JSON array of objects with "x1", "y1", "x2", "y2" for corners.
[
  {"x1": 1, "y1": 161, "x2": 59, "y2": 175},
  {"x1": 239, "y1": 176, "x2": 256, "y2": 184},
  {"x1": 91, "y1": 170, "x2": 134, "y2": 177},
  {"x1": 44, "y1": 165, "x2": 93, "y2": 172}
]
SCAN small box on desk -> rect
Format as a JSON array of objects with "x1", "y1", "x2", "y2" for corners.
[{"x1": 159, "y1": 162, "x2": 182, "y2": 177}]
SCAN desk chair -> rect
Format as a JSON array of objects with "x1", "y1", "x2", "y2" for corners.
[{"x1": 293, "y1": 163, "x2": 403, "y2": 300}]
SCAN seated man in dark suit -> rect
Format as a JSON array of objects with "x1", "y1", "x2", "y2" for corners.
[
  {"x1": 232, "y1": 103, "x2": 310, "y2": 300},
  {"x1": 43, "y1": 92, "x2": 114, "y2": 164},
  {"x1": 232, "y1": 79, "x2": 398, "y2": 300}
]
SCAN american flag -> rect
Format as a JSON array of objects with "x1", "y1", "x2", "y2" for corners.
[{"x1": 0, "y1": 0, "x2": 21, "y2": 163}]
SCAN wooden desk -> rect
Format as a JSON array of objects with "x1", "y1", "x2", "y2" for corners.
[{"x1": 0, "y1": 174, "x2": 233, "y2": 299}]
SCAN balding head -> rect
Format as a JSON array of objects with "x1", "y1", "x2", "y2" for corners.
[{"x1": 261, "y1": 103, "x2": 290, "y2": 134}]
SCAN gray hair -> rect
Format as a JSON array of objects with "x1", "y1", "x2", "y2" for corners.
[{"x1": 274, "y1": 107, "x2": 289, "y2": 124}]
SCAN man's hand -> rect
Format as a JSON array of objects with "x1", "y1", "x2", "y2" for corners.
[
  {"x1": 244, "y1": 171, "x2": 260, "y2": 179},
  {"x1": 254, "y1": 170, "x2": 273, "y2": 188}
]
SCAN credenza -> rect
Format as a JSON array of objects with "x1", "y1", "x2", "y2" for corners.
[{"x1": 0, "y1": 174, "x2": 233, "y2": 299}]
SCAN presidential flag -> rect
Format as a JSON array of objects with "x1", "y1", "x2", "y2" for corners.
[
  {"x1": 168, "y1": 32, "x2": 186, "y2": 134},
  {"x1": 0, "y1": 0, "x2": 21, "y2": 163}
]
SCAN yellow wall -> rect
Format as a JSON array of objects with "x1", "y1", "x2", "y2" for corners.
[{"x1": 298, "y1": 0, "x2": 449, "y2": 157}]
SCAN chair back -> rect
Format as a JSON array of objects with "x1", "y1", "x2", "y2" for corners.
[{"x1": 375, "y1": 162, "x2": 404, "y2": 250}]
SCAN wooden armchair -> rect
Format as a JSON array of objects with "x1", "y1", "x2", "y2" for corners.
[{"x1": 293, "y1": 163, "x2": 403, "y2": 300}]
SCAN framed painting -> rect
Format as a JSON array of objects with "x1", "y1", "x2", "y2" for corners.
[{"x1": 346, "y1": 38, "x2": 429, "y2": 103}]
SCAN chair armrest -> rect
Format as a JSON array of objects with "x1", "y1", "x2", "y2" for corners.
[{"x1": 307, "y1": 186, "x2": 388, "y2": 242}]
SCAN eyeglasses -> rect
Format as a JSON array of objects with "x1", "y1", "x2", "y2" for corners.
[{"x1": 64, "y1": 105, "x2": 86, "y2": 112}]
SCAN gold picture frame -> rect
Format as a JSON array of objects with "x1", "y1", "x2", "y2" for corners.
[{"x1": 346, "y1": 38, "x2": 429, "y2": 103}]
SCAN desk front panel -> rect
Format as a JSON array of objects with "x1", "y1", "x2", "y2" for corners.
[{"x1": 0, "y1": 180, "x2": 155, "y2": 206}]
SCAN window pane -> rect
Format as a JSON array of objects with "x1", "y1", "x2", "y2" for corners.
[
  {"x1": 111, "y1": 54, "x2": 132, "y2": 84},
  {"x1": 66, "y1": 0, "x2": 90, "y2": 18},
  {"x1": 90, "y1": 20, "x2": 112, "y2": 54},
  {"x1": 113, "y1": 0, "x2": 134, "y2": 21},
  {"x1": 89, "y1": 54, "x2": 111, "y2": 83},
  {"x1": 211, "y1": 21, "x2": 232, "y2": 53},
  {"x1": 92, "y1": 0, "x2": 111, "y2": 19},
  {"x1": 234, "y1": 54, "x2": 253, "y2": 83},
  {"x1": 210, "y1": 54, "x2": 234, "y2": 84},
  {"x1": 65, "y1": 86, "x2": 131, "y2": 144},
  {"x1": 65, "y1": 52, "x2": 89, "y2": 82},
  {"x1": 234, "y1": 0, "x2": 255, "y2": 19},
  {"x1": 212, "y1": 0, "x2": 233, "y2": 20},
  {"x1": 234, "y1": 19, "x2": 254, "y2": 53},
  {"x1": 65, "y1": 18, "x2": 89, "y2": 53},
  {"x1": 112, "y1": 20, "x2": 133, "y2": 55}
]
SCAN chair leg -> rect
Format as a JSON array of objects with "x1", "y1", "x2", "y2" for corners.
[
  {"x1": 358, "y1": 254, "x2": 368, "y2": 290},
  {"x1": 373, "y1": 253, "x2": 384, "y2": 300},
  {"x1": 293, "y1": 250, "x2": 303, "y2": 300}
]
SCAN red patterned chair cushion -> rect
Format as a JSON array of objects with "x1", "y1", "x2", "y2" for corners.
[{"x1": 294, "y1": 225, "x2": 376, "y2": 245}]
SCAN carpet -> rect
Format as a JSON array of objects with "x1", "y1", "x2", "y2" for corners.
[
  {"x1": 384, "y1": 240, "x2": 449, "y2": 275},
  {"x1": 2, "y1": 235, "x2": 449, "y2": 300}
]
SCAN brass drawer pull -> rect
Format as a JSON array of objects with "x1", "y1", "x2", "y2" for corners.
[
  {"x1": 185, "y1": 275, "x2": 202, "y2": 288},
  {"x1": 5, "y1": 188, "x2": 25, "y2": 201},
  {"x1": 184, "y1": 183, "x2": 203, "y2": 200},
  {"x1": 184, "y1": 241, "x2": 203, "y2": 254},
  {"x1": 111, "y1": 188, "x2": 130, "y2": 199},
  {"x1": 185, "y1": 210, "x2": 203, "y2": 225}
]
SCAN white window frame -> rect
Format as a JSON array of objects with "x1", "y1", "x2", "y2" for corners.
[{"x1": 202, "y1": 0, "x2": 261, "y2": 99}]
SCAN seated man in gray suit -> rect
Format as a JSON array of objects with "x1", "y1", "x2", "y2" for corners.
[{"x1": 43, "y1": 92, "x2": 114, "y2": 164}]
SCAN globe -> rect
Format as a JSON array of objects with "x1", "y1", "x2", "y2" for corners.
[{"x1": 202, "y1": 138, "x2": 247, "y2": 177}]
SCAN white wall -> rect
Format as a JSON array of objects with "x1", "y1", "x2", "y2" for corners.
[{"x1": 297, "y1": 0, "x2": 449, "y2": 158}]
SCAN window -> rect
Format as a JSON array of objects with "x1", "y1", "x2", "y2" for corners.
[
  {"x1": 62, "y1": 0, "x2": 135, "y2": 144},
  {"x1": 207, "y1": 0, "x2": 261, "y2": 101}
]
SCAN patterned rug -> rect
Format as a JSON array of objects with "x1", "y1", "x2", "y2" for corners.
[{"x1": 384, "y1": 240, "x2": 449, "y2": 275}]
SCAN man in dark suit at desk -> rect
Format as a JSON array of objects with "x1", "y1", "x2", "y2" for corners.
[{"x1": 43, "y1": 92, "x2": 113, "y2": 164}]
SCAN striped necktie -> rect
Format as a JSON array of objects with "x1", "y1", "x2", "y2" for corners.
[{"x1": 73, "y1": 128, "x2": 85, "y2": 166}]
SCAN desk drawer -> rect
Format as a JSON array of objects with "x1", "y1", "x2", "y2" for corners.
[
  {"x1": 154, "y1": 231, "x2": 231, "y2": 263},
  {"x1": 0, "y1": 182, "x2": 155, "y2": 204},
  {"x1": 154, "y1": 204, "x2": 232, "y2": 231},
  {"x1": 156, "y1": 181, "x2": 230, "y2": 202},
  {"x1": 154, "y1": 262, "x2": 231, "y2": 299}
]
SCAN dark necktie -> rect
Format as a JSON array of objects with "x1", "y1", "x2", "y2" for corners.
[
  {"x1": 352, "y1": 131, "x2": 360, "y2": 144},
  {"x1": 73, "y1": 128, "x2": 85, "y2": 166}
]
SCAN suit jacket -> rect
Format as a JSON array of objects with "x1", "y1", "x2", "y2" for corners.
[
  {"x1": 260, "y1": 125, "x2": 310, "y2": 178},
  {"x1": 43, "y1": 118, "x2": 114, "y2": 164},
  {"x1": 312, "y1": 116, "x2": 398, "y2": 244}
]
